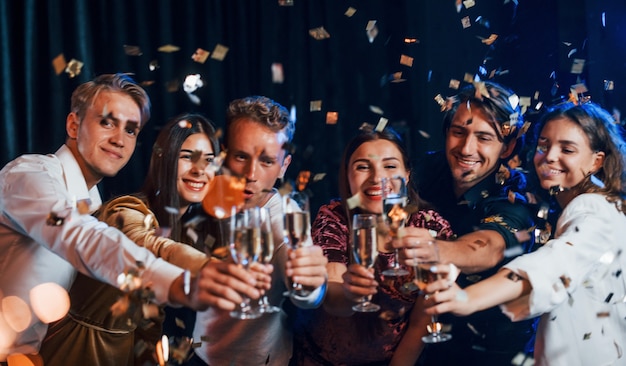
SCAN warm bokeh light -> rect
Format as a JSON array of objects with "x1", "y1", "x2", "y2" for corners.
[
  {"x1": 1, "y1": 296, "x2": 31, "y2": 332},
  {"x1": 29, "y1": 283, "x2": 70, "y2": 324},
  {"x1": 6, "y1": 353, "x2": 43, "y2": 366}
]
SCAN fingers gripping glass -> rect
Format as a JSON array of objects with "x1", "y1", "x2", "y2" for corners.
[
  {"x1": 229, "y1": 208, "x2": 263, "y2": 319},
  {"x1": 414, "y1": 240, "x2": 452, "y2": 343},
  {"x1": 381, "y1": 176, "x2": 410, "y2": 276},
  {"x1": 257, "y1": 207, "x2": 281, "y2": 313},
  {"x1": 282, "y1": 191, "x2": 312, "y2": 298},
  {"x1": 351, "y1": 214, "x2": 380, "y2": 312}
]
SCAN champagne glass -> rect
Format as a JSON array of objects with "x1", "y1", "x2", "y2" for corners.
[
  {"x1": 282, "y1": 191, "x2": 312, "y2": 297},
  {"x1": 381, "y1": 176, "x2": 410, "y2": 276},
  {"x1": 257, "y1": 207, "x2": 281, "y2": 313},
  {"x1": 229, "y1": 208, "x2": 263, "y2": 319},
  {"x1": 351, "y1": 214, "x2": 380, "y2": 312},
  {"x1": 201, "y1": 159, "x2": 246, "y2": 259},
  {"x1": 415, "y1": 240, "x2": 452, "y2": 343}
]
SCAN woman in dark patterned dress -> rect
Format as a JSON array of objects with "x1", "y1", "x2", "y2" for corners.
[{"x1": 291, "y1": 126, "x2": 454, "y2": 365}]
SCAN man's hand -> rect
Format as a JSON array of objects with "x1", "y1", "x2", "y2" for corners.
[
  {"x1": 394, "y1": 227, "x2": 440, "y2": 266},
  {"x1": 169, "y1": 261, "x2": 273, "y2": 311},
  {"x1": 285, "y1": 245, "x2": 328, "y2": 290}
]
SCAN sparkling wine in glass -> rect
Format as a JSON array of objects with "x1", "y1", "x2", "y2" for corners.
[
  {"x1": 415, "y1": 240, "x2": 452, "y2": 343},
  {"x1": 381, "y1": 176, "x2": 410, "y2": 276},
  {"x1": 351, "y1": 214, "x2": 380, "y2": 312},
  {"x1": 283, "y1": 191, "x2": 312, "y2": 297},
  {"x1": 229, "y1": 208, "x2": 263, "y2": 319},
  {"x1": 257, "y1": 207, "x2": 280, "y2": 313}
]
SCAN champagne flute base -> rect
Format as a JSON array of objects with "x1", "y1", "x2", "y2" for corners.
[
  {"x1": 352, "y1": 302, "x2": 381, "y2": 312},
  {"x1": 259, "y1": 304, "x2": 281, "y2": 314},
  {"x1": 421, "y1": 333, "x2": 452, "y2": 343},
  {"x1": 230, "y1": 309, "x2": 262, "y2": 319}
]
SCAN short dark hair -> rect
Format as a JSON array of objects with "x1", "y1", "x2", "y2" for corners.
[
  {"x1": 224, "y1": 96, "x2": 294, "y2": 147},
  {"x1": 442, "y1": 81, "x2": 524, "y2": 157}
]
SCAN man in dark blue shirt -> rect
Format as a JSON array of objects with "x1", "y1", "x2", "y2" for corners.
[{"x1": 398, "y1": 81, "x2": 536, "y2": 366}]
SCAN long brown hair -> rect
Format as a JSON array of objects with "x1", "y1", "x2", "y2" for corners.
[
  {"x1": 338, "y1": 125, "x2": 429, "y2": 222},
  {"x1": 141, "y1": 113, "x2": 219, "y2": 241},
  {"x1": 536, "y1": 102, "x2": 626, "y2": 213}
]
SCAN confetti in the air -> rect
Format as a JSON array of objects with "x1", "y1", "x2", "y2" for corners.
[
  {"x1": 310, "y1": 100, "x2": 322, "y2": 112},
  {"x1": 158, "y1": 44, "x2": 180, "y2": 53},
  {"x1": 123, "y1": 45, "x2": 142, "y2": 56},
  {"x1": 400, "y1": 54, "x2": 414, "y2": 67},
  {"x1": 309, "y1": 26, "x2": 331, "y2": 40},
  {"x1": 345, "y1": 7, "x2": 357, "y2": 17},
  {"x1": 65, "y1": 59, "x2": 84, "y2": 78},
  {"x1": 52, "y1": 53, "x2": 67, "y2": 75},
  {"x1": 326, "y1": 111, "x2": 338, "y2": 125},
  {"x1": 272, "y1": 63, "x2": 284, "y2": 83},
  {"x1": 211, "y1": 44, "x2": 229, "y2": 61},
  {"x1": 192, "y1": 48, "x2": 210, "y2": 64}
]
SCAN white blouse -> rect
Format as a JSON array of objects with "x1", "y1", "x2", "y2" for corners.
[{"x1": 503, "y1": 193, "x2": 626, "y2": 366}]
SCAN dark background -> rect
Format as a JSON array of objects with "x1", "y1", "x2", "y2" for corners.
[{"x1": 2, "y1": 0, "x2": 625, "y2": 215}]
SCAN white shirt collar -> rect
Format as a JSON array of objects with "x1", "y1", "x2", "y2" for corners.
[{"x1": 55, "y1": 144, "x2": 102, "y2": 213}]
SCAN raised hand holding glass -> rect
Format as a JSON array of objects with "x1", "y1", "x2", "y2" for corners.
[
  {"x1": 351, "y1": 214, "x2": 380, "y2": 312},
  {"x1": 381, "y1": 176, "x2": 410, "y2": 276}
]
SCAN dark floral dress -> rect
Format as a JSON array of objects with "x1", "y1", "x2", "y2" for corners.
[{"x1": 291, "y1": 200, "x2": 454, "y2": 366}]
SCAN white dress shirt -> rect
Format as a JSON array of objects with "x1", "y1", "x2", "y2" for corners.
[{"x1": 0, "y1": 145, "x2": 184, "y2": 358}]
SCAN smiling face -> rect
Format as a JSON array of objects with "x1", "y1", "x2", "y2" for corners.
[
  {"x1": 347, "y1": 139, "x2": 409, "y2": 214},
  {"x1": 445, "y1": 101, "x2": 513, "y2": 196},
  {"x1": 225, "y1": 118, "x2": 291, "y2": 208},
  {"x1": 67, "y1": 91, "x2": 142, "y2": 188},
  {"x1": 176, "y1": 133, "x2": 216, "y2": 212},
  {"x1": 533, "y1": 117, "x2": 604, "y2": 191}
]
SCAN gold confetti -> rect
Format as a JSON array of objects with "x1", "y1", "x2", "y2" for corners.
[
  {"x1": 65, "y1": 59, "x2": 84, "y2": 78},
  {"x1": 326, "y1": 111, "x2": 338, "y2": 125},
  {"x1": 571, "y1": 58, "x2": 585, "y2": 74},
  {"x1": 559, "y1": 275, "x2": 572, "y2": 288},
  {"x1": 175, "y1": 317, "x2": 186, "y2": 329},
  {"x1": 46, "y1": 212, "x2": 65, "y2": 226},
  {"x1": 404, "y1": 38, "x2": 419, "y2": 43},
  {"x1": 399, "y1": 54, "x2": 414, "y2": 67},
  {"x1": 369, "y1": 105, "x2": 384, "y2": 115},
  {"x1": 461, "y1": 16, "x2": 471, "y2": 29},
  {"x1": 375, "y1": 118, "x2": 388, "y2": 132},
  {"x1": 507, "y1": 190, "x2": 516, "y2": 204},
  {"x1": 366, "y1": 20, "x2": 378, "y2": 43},
  {"x1": 347, "y1": 193, "x2": 362, "y2": 209},
  {"x1": 278, "y1": 0, "x2": 294, "y2": 5},
  {"x1": 481, "y1": 34, "x2": 498, "y2": 45},
  {"x1": 463, "y1": 0, "x2": 476, "y2": 8},
  {"x1": 271, "y1": 63, "x2": 284, "y2": 83},
  {"x1": 75, "y1": 198, "x2": 91, "y2": 214},
  {"x1": 390, "y1": 72, "x2": 406, "y2": 83},
  {"x1": 312, "y1": 173, "x2": 326, "y2": 182},
  {"x1": 52, "y1": 53, "x2": 67, "y2": 75},
  {"x1": 449, "y1": 79, "x2": 461, "y2": 89},
  {"x1": 582, "y1": 333, "x2": 592, "y2": 340},
  {"x1": 166, "y1": 79, "x2": 180, "y2": 93},
  {"x1": 310, "y1": 100, "x2": 322, "y2": 112},
  {"x1": 464, "y1": 73, "x2": 475, "y2": 83},
  {"x1": 572, "y1": 83, "x2": 588, "y2": 93},
  {"x1": 309, "y1": 26, "x2": 330, "y2": 40},
  {"x1": 345, "y1": 7, "x2": 357, "y2": 17},
  {"x1": 210, "y1": 44, "x2": 229, "y2": 61},
  {"x1": 158, "y1": 44, "x2": 180, "y2": 53},
  {"x1": 191, "y1": 48, "x2": 210, "y2": 64},
  {"x1": 123, "y1": 45, "x2": 143, "y2": 56},
  {"x1": 296, "y1": 171, "x2": 311, "y2": 191},
  {"x1": 418, "y1": 130, "x2": 431, "y2": 138}
]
